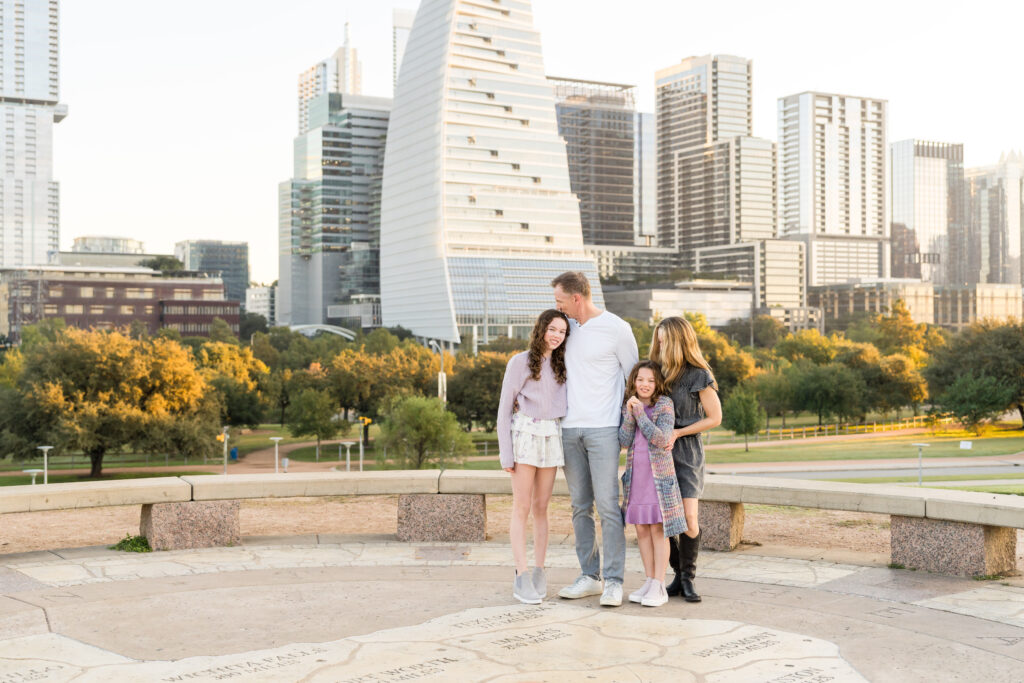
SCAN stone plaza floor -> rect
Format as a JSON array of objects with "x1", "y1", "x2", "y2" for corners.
[{"x1": 1, "y1": 536, "x2": 1023, "y2": 681}]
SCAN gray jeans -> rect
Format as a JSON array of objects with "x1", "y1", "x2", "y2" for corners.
[{"x1": 561, "y1": 426, "x2": 625, "y2": 584}]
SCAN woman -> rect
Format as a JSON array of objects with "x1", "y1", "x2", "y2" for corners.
[
  {"x1": 496, "y1": 309, "x2": 570, "y2": 604},
  {"x1": 649, "y1": 316, "x2": 722, "y2": 602}
]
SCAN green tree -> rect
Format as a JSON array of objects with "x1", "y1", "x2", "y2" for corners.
[
  {"x1": 239, "y1": 312, "x2": 268, "y2": 341},
  {"x1": 208, "y1": 317, "x2": 237, "y2": 343},
  {"x1": 18, "y1": 318, "x2": 66, "y2": 351},
  {"x1": 210, "y1": 377, "x2": 264, "y2": 427},
  {"x1": 935, "y1": 373, "x2": 1015, "y2": 435},
  {"x1": 447, "y1": 352, "x2": 513, "y2": 431},
  {"x1": 624, "y1": 317, "x2": 654, "y2": 357},
  {"x1": 286, "y1": 389, "x2": 347, "y2": 461},
  {"x1": 722, "y1": 316, "x2": 786, "y2": 349},
  {"x1": 773, "y1": 329, "x2": 835, "y2": 365},
  {"x1": 378, "y1": 395, "x2": 473, "y2": 469},
  {"x1": 139, "y1": 255, "x2": 184, "y2": 272},
  {"x1": 722, "y1": 389, "x2": 765, "y2": 451},
  {"x1": 926, "y1": 320, "x2": 1024, "y2": 427},
  {"x1": 478, "y1": 336, "x2": 529, "y2": 353},
  {"x1": 787, "y1": 361, "x2": 865, "y2": 425},
  {"x1": 877, "y1": 353, "x2": 927, "y2": 417},
  {"x1": 747, "y1": 371, "x2": 794, "y2": 429}
]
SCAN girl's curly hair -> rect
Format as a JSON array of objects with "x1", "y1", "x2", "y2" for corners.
[{"x1": 528, "y1": 309, "x2": 569, "y2": 383}]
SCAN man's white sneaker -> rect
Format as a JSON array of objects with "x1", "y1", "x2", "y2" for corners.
[
  {"x1": 628, "y1": 578, "x2": 653, "y2": 604},
  {"x1": 641, "y1": 581, "x2": 668, "y2": 607},
  {"x1": 558, "y1": 575, "x2": 603, "y2": 599},
  {"x1": 600, "y1": 581, "x2": 623, "y2": 607}
]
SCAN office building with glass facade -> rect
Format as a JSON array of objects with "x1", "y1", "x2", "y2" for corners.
[
  {"x1": 0, "y1": 0, "x2": 66, "y2": 268},
  {"x1": 966, "y1": 151, "x2": 1023, "y2": 287},
  {"x1": 174, "y1": 240, "x2": 250, "y2": 304},
  {"x1": 695, "y1": 239, "x2": 806, "y2": 310},
  {"x1": 549, "y1": 76, "x2": 636, "y2": 246},
  {"x1": 890, "y1": 140, "x2": 967, "y2": 284},
  {"x1": 778, "y1": 92, "x2": 889, "y2": 286},
  {"x1": 245, "y1": 285, "x2": 276, "y2": 327},
  {"x1": 379, "y1": 0, "x2": 601, "y2": 344},
  {"x1": 634, "y1": 112, "x2": 657, "y2": 243},
  {"x1": 278, "y1": 92, "x2": 390, "y2": 325}
]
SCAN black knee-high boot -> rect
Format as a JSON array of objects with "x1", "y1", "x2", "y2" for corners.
[
  {"x1": 666, "y1": 535, "x2": 682, "y2": 596},
  {"x1": 679, "y1": 530, "x2": 702, "y2": 602}
]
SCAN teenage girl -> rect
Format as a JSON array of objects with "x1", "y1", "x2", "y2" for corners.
[
  {"x1": 618, "y1": 360, "x2": 686, "y2": 607},
  {"x1": 496, "y1": 309, "x2": 570, "y2": 604},
  {"x1": 649, "y1": 316, "x2": 722, "y2": 602}
]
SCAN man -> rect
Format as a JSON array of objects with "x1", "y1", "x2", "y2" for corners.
[{"x1": 551, "y1": 271, "x2": 638, "y2": 606}]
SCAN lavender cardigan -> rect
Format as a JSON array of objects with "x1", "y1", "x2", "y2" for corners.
[{"x1": 618, "y1": 395, "x2": 687, "y2": 537}]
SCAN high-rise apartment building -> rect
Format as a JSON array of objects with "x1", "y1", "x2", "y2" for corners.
[
  {"x1": 778, "y1": 92, "x2": 889, "y2": 286},
  {"x1": 966, "y1": 151, "x2": 1023, "y2": 287},
  {"x1": 279, "y1": 92, "x2": 390, "y2": 325},
  {"x1": 0, "y1": 0, "x2": 66, "y2": 268},
  {"x1": 890, "y1": 140, "x2": 968, "y2": 284},
  {"x1": 549, "y1": 77, "x2": 636, "y2": 246},
  {"x1": 392, "y1": 9, "x2": 415, "y2": 94},
  {"x1": 695, "y1": 239, "x2": 806, "y2": 311},
  {"x1": 297, "y1": 24, "x2": 362, "y2": 135},
  {"x1": 380, "y1": 0, "x2": 601, "y2": 344},
  {"x1": 245, "y1": 285, "x2": 276, "y2": 327},
  {"x1": 71, "y1": 236, "x2": 144, "y2": 254},
  {"x1": 656, "y1": 55, "x2": 776, "y2": 270},
  {"x1": 174, "y1": 240, "x2": 250, "y2": 304}
]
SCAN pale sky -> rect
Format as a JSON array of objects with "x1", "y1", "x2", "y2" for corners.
[{"x1": 56, "y1": 0, "x2": 1024, "y2": 284}]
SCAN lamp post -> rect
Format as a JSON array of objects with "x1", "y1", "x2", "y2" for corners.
[
  {"x1": 37, "y1": 446, "x2": 53, "y2": 485},
  {"x1": 270, "y1": 437, "x2": 283, "y2": 474},
  {"x1": 221, "y1": 427, "x2": 229, "y2": 475},
  {"x1": 428, "y1": 340, "x2": 447, "y2": 406},
  {"x1": 340, "y1": 441, "x2": 356, "y2": 471},
  {"x1": 911, "y1": 443, "x2": 930, "y2": 486}
]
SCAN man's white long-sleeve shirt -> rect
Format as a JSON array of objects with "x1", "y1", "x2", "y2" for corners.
[{"x1": 562, "y1": 310, "x2": 639, "y2": 429}]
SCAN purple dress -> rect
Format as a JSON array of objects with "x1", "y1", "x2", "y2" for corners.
[{"x1": 625, "y1": 405, "x2": 663, "y2": 525}]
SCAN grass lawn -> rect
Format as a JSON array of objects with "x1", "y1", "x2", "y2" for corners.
[
  {"x1": 0, "y1": 471, "x2": 215, "y2": 487},
  {"x1": 834, "y1": 472, "x2": 1024, "y2": 484},
  {"x1": 939, "y1": 484, "x2": 1024, "y2": 496},
  {"x1": 705, "y1": 429, "x2": 1024, "y2": 464}
]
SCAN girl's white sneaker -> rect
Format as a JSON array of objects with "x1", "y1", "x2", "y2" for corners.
[
  {"x1": 641, "y1": 581, "x2": 668, "y2": 607},
  {"x1": 628, "y1": 578, "x2": 653, "y2": 604}
]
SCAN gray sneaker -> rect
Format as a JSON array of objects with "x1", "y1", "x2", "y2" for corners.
[
  {"x1": 532, "y1": 567, "x2": 547, "y2": 599},
  {"x1": 600, "y1": 581, "x2": 623, "y2": 607},
  {"x1": 513, "y1": 571, "x2": 542, "y2": 605},
  {"x1": 558, "y1": 575, "x2": 603, "y2": 599}
]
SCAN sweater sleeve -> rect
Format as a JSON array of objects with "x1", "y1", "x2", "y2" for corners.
[
  {"x1": 618, "y1": 400, "x2": 636, "y2": 447},
  {"x1": 496, "y1": 355, "x2": 526, "y2": 468},
  {"x1": 635, "y1": 397, "x2": 676, "y2": 450}
]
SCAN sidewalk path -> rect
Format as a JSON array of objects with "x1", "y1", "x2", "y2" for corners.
[{"x1": 0, "y1": 536, "x2": 1021, "y2": 681}]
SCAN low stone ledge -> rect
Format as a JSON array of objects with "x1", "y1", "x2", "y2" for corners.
[
  {"x1": 397, "y1": 494, "x2": 486, "y2": 543},
  {"x1": 140, "y1": 501, "x2": 241, "y2": 551},
  {"x1": 184, "y1": 470, "x2": 441, "y2": 501},
  {"x1": 438, "y1": 470, "x2": 570, "y2": 497},
  {"x1": 0, "y1": 477, "x2": 192, "y2": 514},
  {"x1": 890, "y1": 515, "x2": 1016, "y2": 577},
  {"x1": 700, "y1": 501, "x2": 744, "y2": 551}
]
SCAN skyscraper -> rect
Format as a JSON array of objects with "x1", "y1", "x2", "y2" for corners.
[
  {"x1": 634, "y1": 112, "x2": 657, "y2": 243},
  {"x1": 549, "y1": 77, "x2": 636, "y2": 246},
  {"x1": 278, "y1": 92, "x2": 390, "y2": 325},
  {"x1": 297, "y1": 23, "x2": 362, "y2": 135},
  {"x1": 656, "y1": 55, "x2": 776, "y2": 270},
  {"x1": 890, "y1": 140, "x2": 967, "y2": 284},
  {"x1": 0, "y1": 0, "x2": 66, "y2": 268},
  {"x1": 380, "y1": 0, "x2": 601, "y2": 344},
  {"x1": 175, "y1": 240, "x2": 250, "y2": 304},
  {"x1": 966, "y1": 151, "x2": 1023, "y2": 287},
  {"x1": 392, "y1": 9, "x2": 415, "y2": 94},
  {"x1": 778, "y1": 92, "x2": 889, "y2": 286}
]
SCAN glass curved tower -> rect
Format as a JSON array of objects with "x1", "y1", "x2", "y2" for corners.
[{"x1": 380, "y1": 0, "x2": 601, "y2": 344}]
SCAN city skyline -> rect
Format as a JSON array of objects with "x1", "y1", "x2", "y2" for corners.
[{"x1": 57, "y1": 0, "x2": 1024, "y2": 283}]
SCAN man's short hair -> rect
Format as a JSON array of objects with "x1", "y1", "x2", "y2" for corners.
[{"x1": 551, "y1": 271, "x2": 591, "y2": 298}]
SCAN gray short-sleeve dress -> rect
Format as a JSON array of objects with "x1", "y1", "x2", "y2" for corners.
[{"x1": 667, "y1": 365, "x2": 716, "y2": 499}]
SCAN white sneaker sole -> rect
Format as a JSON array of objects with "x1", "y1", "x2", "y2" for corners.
[
  {"x1": 557, "y1": 587, "x2": 602, "y2": 599},
  {"x1": 641, "y1": 594, "x2": 668, "y2": 607},
  {"x1": 628, "y1": 594, "x2": 645, "y2": 604},
  {"x1": 513, "y1": 592, "x2": 542, "y2": 605},
  {"x1": 600, "y1": 594, "x2": 623, "y2": 607}
]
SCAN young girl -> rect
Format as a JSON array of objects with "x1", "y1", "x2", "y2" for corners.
[
  {"x1": 496, "y1": 309, "x2": 570, "y2": 604},
  {"x1": 618, "y1": 360, "x2": 686, "y2": 607},
  {"x1": 649, "y1": 316, "x2": 722, "y2": 603}
]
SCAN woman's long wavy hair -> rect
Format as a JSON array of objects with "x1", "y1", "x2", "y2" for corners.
[
  {"x1": 528, "y1": 309, "x2": 569, "y2": 383},
  {"x1": 649, "y1": 316, "x2": 718, "y2": 390}
]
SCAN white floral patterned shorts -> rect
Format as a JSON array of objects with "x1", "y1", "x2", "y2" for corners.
[{"x1": 511, "y1": 413, "x2": 564, "y2": 468}]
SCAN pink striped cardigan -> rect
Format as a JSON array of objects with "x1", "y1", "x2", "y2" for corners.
[{"x1": 618, "y1": 395, "x2": 687, "y2": 537}]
